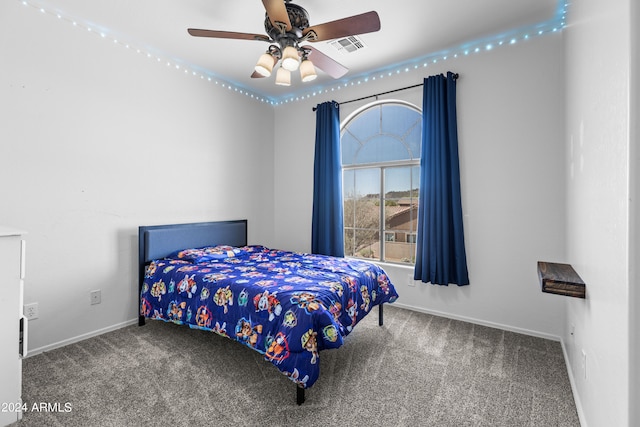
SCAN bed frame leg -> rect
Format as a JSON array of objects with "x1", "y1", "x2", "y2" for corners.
[
  {"x1": 139, "y1": 315, "x2": 146, "y2": 326},
  {"x1": 296, "y1": 385, "x2": 305, "y2": 405},
  {"x1": 378, "y1": 303, "x2": 384, "y2": 326}
]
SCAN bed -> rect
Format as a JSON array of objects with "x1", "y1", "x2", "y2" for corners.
[{"x1": 138, "y1": 220, "x2": 398, "y2": 404}]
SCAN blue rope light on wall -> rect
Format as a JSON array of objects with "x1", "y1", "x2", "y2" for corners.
[{"x1": 18, "y1": 0, "x2": 569, "y2": 106}]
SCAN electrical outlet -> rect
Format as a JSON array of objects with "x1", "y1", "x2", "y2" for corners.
[
  {"x1": 90, "y1": 290, "x2": 101, "y2": 305},
  {"x1": 24, "y1": 303, "x2": 39, "y2": 320}
]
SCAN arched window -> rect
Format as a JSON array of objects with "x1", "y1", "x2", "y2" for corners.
[{"x1": 341, "y1": 100, "x2": 421, "y2": 264}]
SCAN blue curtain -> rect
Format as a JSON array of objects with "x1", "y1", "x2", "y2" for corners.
[
  {"x1": 311, "y1": 101, "x2": 344, "y2": 257},
  {"x1": 414, "y1": 72, "x2": 469, "y2": 285}
]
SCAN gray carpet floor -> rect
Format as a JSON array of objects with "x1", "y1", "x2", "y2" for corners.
[{"x1": 13, "y1": 305, "x2": 580, "y2": 426}]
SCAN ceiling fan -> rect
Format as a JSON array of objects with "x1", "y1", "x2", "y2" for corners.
[{"x1": 187, "y1": 0, "x2": 381, "y2": 86}]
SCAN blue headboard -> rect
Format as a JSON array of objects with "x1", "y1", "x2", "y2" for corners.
[
  {"x1": 139, "y1": 220, "x2": 247, "y2": 263},
  {"x1": 137, "y1": 220, "x2": 247, "y2": 323}
]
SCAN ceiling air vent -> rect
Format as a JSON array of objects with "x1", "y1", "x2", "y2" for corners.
[{"x1": 329, "y1": 35, "x2": 366, "y2": 54}]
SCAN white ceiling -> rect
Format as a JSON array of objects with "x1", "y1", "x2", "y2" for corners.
[{"x1": 28, "y1": 0, "x2": 564, "y2": 102}]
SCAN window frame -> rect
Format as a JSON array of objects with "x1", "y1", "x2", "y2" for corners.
[{"x1": 340, "y1": 99, "x2": 422, "y2": 265}]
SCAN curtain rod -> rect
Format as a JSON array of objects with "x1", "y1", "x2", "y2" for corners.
[{"x1": 312, "y1": 73, "x2": 459, "y2": 111}]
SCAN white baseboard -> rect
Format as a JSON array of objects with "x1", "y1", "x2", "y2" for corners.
[
  {"x1": 392, "y1": 301, "x2": 561, "y2": 342},
  {"x1": 25, "y1": 318, "x2": 139, "y2": 357},
  {"x1": 560, "y1": 338, "x2": 587, "y2": 427}
]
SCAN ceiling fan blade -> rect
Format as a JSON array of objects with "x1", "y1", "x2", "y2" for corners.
[
  {"x1": 303, "y1": 11, "x2": 381, "y2": 42},
  {"x1": 305, "y1": 46, "x2": 348, "y2": 79},
  {"x1": 188, "y1": 28, "x2": 270, "y2": 42},
  {"x1": 262, "y1": 0, "x2": 292, "y2": 31}
]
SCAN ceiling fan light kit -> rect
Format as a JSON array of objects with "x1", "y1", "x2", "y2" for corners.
[
  {"x1": 281, "y1": 45, "x2": 300, "y2": 71},
  {"x1": 255, "y1": 52, "x2": 276, "y2": 77},
  {"x1": 275, "y1": 67, "x2": 292, "y2": 86},
  {"x1": 187, "y1": 0, "x2": 381, "y2": 86},
  {"x1": 299, "y1": 58, "x2": 317, "y2": 82}
]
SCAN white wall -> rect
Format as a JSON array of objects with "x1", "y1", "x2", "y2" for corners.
[
  {"x1": 630, "y1": 1, "x2": 640, "y2": 424},
  {"x1": 4, "y1": 1, "x2": 636, "y2": 424},
  {"x1": 564, "y1": 0, "x2": 632, "y2": 425},
  {"x1": 0, "y1": 2, "x2": 275, "y2": 352},
  {"x1": 273, "y1": 33, "x2": 567, "y2": 339}
]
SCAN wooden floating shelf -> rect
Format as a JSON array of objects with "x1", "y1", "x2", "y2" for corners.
[{"x1": 537, "y1": 261, "x2": 586, "y2": 298}]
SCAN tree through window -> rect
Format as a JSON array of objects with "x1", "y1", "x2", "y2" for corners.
[{"x1": 341, "y1": 100, "x2": 421, "y2": 264}]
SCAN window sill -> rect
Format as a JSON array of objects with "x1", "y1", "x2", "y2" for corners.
[{"x1": 346, "y1": 256, "x2": 414, "y2": 272}]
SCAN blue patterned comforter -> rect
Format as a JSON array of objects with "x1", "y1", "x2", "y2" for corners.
[{"x1": 140, "y1": 245, "x2": 398, "y2": 389}]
